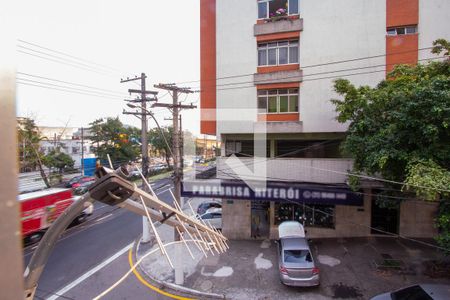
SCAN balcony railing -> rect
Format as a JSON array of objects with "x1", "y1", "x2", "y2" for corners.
[
  {"x1": 254, "y1": 18, "x2": 303, "y2": 36},
  {"x1": 217, "y1": 157, "x2": 353, "y2": 184}
]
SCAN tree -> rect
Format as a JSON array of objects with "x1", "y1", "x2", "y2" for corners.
[
  {"x1": 148, "y1": 126, "x2": 173, "y2": 168},
  {"x1": 17, "y1": 118, "x2": 51, "y2": 187},
  {"x1": 43, "y1": 150, "x2": 75, "y2": 175},
  {"x1": 89, "y1": 117, "x2": 141, "y2": 167},
  {"x1": 331, "y1": 40, "x2": 450, "y2": 251}
]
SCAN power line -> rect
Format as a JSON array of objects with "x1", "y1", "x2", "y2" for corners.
[
  {"x1": 17, "y1": 45, "x2": 113, "y2": 75},
  {"x1": 202, "y1": 56, "x2": 445, "y2": 92},
  {"x1": 17, "y1": 39, "x2": 123, "y2": 73},
  {"x1": 17, "y1": 77, "x2": 126, "y2": 99},
  {"x1": 17, "y1": 50, "x2": 110, "y2": 76},
  {"x1": 220, "y1": 137, "x2": 450, "y2": 193},
  {"x1": 176, "y1": 46, "x2": 436, "y2": 85},
  {"x1": 17, "y1": 72, "x2": 126, "y2": 96},
  {"x1": 16, "y1": 80, "x2": 124, "y2": 100},
  {"x1": 219, "y1": 169, "x2": 448, "y2": 252}
]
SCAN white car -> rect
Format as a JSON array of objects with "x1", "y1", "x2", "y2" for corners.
[{"x1": 198, "y1": 208, "x2": 222, "y2": 230}]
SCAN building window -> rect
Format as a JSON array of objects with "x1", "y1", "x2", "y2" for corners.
[
  {"x1": 275, "y1": 139, "x2": 343, "y2": 158},
  {"x1": 72, "y1": 147, "x2": 79, "y2": 154},
  {"x1": 225, "y1": 140, "x2": 270, "y2": 157},
  {"x1": 386, "y1": 25, "x2": 417, "y2": 36},
  {"x1": 258, "y1": 40, "x2": 299, "y2": 66},
  {"x1": 258, "y1": 0, "x2": 299, "y2": 19},
  {"x1": 275, "y1": 203, "x2": 335, "y2": 228},
  {"x1": 258, "y1": 89, "x2": 299, "y2": 113}
]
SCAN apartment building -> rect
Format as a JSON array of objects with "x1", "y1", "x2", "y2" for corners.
[{"x1": 198, "y1": 0, "x2": 449, "y2": 239}]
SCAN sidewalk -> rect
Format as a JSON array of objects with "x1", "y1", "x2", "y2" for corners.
[{"x1": 135, "y1": 200, "x2": 450, "y2": 299}]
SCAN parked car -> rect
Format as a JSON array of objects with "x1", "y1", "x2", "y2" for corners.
[
  {"x1": 197, "y1": 201, "x2": 222, "y2": 215},
  {"x1": 277, "y1": 221, "x2": 319, "y2": 287},
  {"x1": 198, "y1": 208, "x2": 222, "y2": 230},
  {"x1": 72, "y1": 180, "x2": 95, "y2": 195},
  {"x1": 64, "y1": 175, "x2": 84, "y2": 188},
  {"x1": 371, "y1": 284, "x2": 450, "y2": 300},
  {"x1": 70, "y1": 176, "x2": 96, "y2": 188}
]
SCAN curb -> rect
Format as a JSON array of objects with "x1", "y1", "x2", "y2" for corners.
[{"x1": 132, "y1": 236, "x2": 226, "y2": 300}]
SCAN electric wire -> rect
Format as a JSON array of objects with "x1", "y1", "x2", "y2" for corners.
[
  {"x1": 211, "y1": 57, "x2": 445, "y2": 92},
  {"x1": 16, "y1": 80, "x2": 124, "y2": 100},
  {"x1": 17, "y1": 39, "x2": 123, "y2": 73},
  {"x1": 220, "y1": 169, "x2": 449, "y2": 252},
  {"x1": 221, "y1": 141, "x2": 450, "y2": 193},
  {"x1": 17, "y1": 45, "x2": 113, "y2": 75},
  {"x1": 17, "y1": 72, "x2": 126, "y2": 96},
  {"x1": 176, "y1": 46, "x2": 436, "y2": 85},
  {"x1": 17, "y1": 50, "x2": 110, "y2": 76},
  {"x1": 17, "y1": 77, "x2": 126, "y2": 99}
]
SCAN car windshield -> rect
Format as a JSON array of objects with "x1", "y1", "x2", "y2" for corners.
[
  {"x1": 283, "y1": 250, "x2": 312, "y2": 263},
  {"x1": 391, "y1": 285, "x2": 433, "y2": 300}
]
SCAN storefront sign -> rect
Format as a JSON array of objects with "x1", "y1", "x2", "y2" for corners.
[{"x1": 181, "y1": 179, "x2": 363, "y2": 206}]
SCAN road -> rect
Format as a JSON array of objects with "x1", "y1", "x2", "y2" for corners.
[{"x1": 23, "y1": 176, "x2": 176, "y2": 300}]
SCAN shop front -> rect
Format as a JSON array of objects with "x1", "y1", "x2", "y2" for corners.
[{"x1": 182, "y1": 179, "x2": 369, "y2": 239}]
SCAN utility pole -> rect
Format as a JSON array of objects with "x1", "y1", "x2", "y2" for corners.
[
  {"x1": 121, "y1": 73, "x2": 158, "y2": 243},
  {"x1": 164, "y1": 115, "x2": 184, "y2": 177},
  {"x1": 153, "y1": 84, "x2": 196, "y2": 241},
  {"x1": 155, "y1": 84, "x2": 196, "y2": 286},
  {"x1": 121, "y1": 74, "x2": 158, "y2": 177},
  {"x1": 81, "y1": 127, "x2": 84, "y2": 176}
]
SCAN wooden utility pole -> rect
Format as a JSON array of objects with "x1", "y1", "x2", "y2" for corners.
[
  {"x1": 120, "y1": 73, "x2": 157, "y2": 178},
  {"x1": 121, "y1": 74, "x2": 158, "y2": 244},
  {"x1": 153, "y1": 84, "x2": 196, "y2": 241}
]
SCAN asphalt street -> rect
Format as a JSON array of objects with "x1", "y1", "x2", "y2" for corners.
[{"x1": 22, "y1": 176, "x2": 176, "y2": 300}]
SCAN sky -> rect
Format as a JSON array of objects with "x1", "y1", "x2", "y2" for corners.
[{"x1": 12, "y1": 0, "x2": 201, "y2": 135}]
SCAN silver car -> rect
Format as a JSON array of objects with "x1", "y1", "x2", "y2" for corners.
[
  {"x1": 371, "y1": 284, "x2": 450, "y2": 300},
  {"x1": 277, "y1": 221, "x2": 320, "y2": 287}
]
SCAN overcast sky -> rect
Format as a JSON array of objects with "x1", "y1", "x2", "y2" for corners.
[{"x1": 13, "y1": 0, "x2": 201, "y2": 134}]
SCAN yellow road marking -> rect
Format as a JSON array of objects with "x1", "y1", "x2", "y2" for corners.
[{"x1": 128, "y1": 247, "x2": 195, "y2": 300}]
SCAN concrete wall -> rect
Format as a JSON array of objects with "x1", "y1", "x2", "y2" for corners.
[
  {"x1": 299, "y1": 0, "x2": 386, "y2": 133},
  {"x1": 216, "y1": 0, "x2": 387, "y2": 135},
  {"x1": 216, "y1": 0, "x2": 258, "y2": 135},
  {"x1": 418, "y1": 0, "x2": 450, "y2": 61},
  {"x1": 217, "y1": 157, "x2": 354, "y2": 184},
  {"x1": 269, "y1": 192, "x2": 371, "y2": 239},
  {"x1": 222, "y1": 199, "x2": 251, "y2": 239},
  {"x1": 399, "y1": 200, "x2": 439, "y2": 238},
  {"x1": 223, "y1": 197, "x2": 439, "y2": 240}
]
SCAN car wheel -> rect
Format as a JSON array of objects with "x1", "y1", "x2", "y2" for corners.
[
  {"x1": 76, "y1": 213, "x2": 88, "y2": 224},
  {"x1": 28, "y1": 232, "x2": 43, "y2": 244}
]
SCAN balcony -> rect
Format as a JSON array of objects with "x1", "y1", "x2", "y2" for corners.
[
  {"x1": 217, "y1": 157, "x2": 354, "y2": 184},
  {"x1": 254, "y1": 69, "x2": 303, "y2": 85},
  {"x1": 254, "y1": 18, "x2": 303, "y2": 36}
]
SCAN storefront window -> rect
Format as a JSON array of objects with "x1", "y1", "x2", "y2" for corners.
[{"x1": 275, "y1": 202, "x2": 335, "y2": 228}]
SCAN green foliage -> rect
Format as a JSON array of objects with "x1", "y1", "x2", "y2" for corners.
[
  {"x1": 17, "y1": 118, "x2": 45, "y2": 171},
  {"x1": 405, "y1": 159, "x2": 450, "y2": 201},
  {"x1": 331, "y1": 40, "x2": 450, "y2": 252},
  {"x1": 43, "y1": 150, "x2": 75, "y2": 173},
  {"x1": 331, "y1": 45, "x2": 450, "y2": 194},
  {"x1": 17, "y1": 118, "x2": 51, "y2": 187},
  {"x1": 89, "y1": 117, "x2": 140, "y2": 166},
  {"x1": 148, "y1": 126, "x2": 173, "y2": 167},
  {"x1": 432, "y1": 39, "x2": 450, "y2": 56},
  {"x1": 436, "y1": 201, "x2": 450, "y2": 253}
]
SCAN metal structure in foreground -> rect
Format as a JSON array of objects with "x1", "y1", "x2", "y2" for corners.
[{"x1": 23, "y1": 165, "x2": 228, "y2": 300}]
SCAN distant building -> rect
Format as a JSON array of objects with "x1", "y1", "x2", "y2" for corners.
[
  {"x1": 38, "y1": 127, "x2": 95, "y2": 169},
  {"x1": 198, "y1": 0, "x2": 448, "y2": 239}
]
